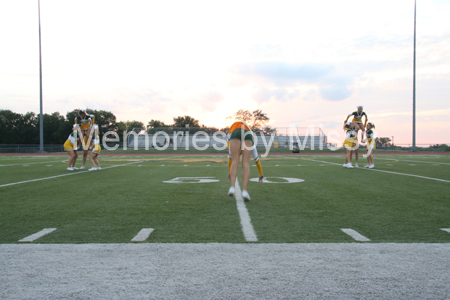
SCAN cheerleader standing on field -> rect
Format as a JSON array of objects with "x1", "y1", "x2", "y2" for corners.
[
  {"x1": 88, "y1": 125, "x2": 102, "y2": 171},
  {"x1": 227, "y1": 121, "x2": 264, "y2": 201},
  {"x1": 74, "y1": 109, "x2": 95, "y2": 169},
  {"x1": 344, "y1": 105, "x2": 368, "y2": 142},
  {"x1": 342, "y1": 121, "x2": 360, "y2": 168},
  {"x1": 63, "y1": 125, "x2": 81, "y2": 171},
  {"x1": 364, "y1": 122, "x2": 376, "y2": 169}
]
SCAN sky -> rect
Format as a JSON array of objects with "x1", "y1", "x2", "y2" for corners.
[{"x1": 0, "y1": 0, "x2": 449, "y2": 145}]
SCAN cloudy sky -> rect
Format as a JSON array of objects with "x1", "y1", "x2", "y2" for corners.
[{"x1": 1, "y1": 0, "x2": 449, "y2": 145}]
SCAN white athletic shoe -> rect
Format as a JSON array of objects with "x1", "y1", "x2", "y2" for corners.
[
  {"x1": 80, "y1": 166, "x2": 85, "y2": 170},
  {"x1": 97, "y1": 167, "x2": 101, "y2": 170},
  {"x1": 369, "y1": 165, "x2": 375, "y2": 169},
  {"x1": 242, "y1": 190, "x2": 251, "y2": 201},
  {"x1": 73, "y1": 167, "x2": 79, "y2": 170},
  {"x1": 355, "y1": 163, "x2": 359, "y2": 168},
  {"x1": 364, "y1": 165, "x2": 370, "y2": 168},
  {"x1": 89, "y1": 167, "x2": 98, "y2": 171},
  {"x1": 346, "y1": 164, "x2": 353, "y2": 168},
  {"x1": 67, "y1": 167, "x2": 74, "y2": 171},
  {"x1": 343, "y1": 164, "x2": 347, "y2": 167},
  {"x1": 228, "y1": 187, "x2": 235, "y2": 197}
]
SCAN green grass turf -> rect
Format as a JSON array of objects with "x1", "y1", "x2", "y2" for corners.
[{"x1": 0, "y1": 154, "x2": 449, "y2": 243}]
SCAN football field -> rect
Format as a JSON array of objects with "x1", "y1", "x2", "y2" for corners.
[
  {"x1": 1, "y1": 153, "x2": 450, "y2": 299},
  {"x1": 0, "y1": 153, "x2": 450, "y2": 244}
]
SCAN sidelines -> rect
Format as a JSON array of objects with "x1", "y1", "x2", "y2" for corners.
[
  {"x1": 234, "y1": 179, "x2": 258, "y2": 242},
  {"x1": 302, "y1": 159, "x2": 450, "y2": 183},
  {"x1": 0, "y1": 161, "x2": 144, "y2": 188}
]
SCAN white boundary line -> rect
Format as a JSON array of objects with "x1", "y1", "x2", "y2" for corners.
[
  {"x1": 0, "y1": 160, "x2": 64, "y2": 167},
  {"x1": 234, "y1": 179, "x2": 258, "y2": 242},
  {"x1": 441, "y1": 228, "x2": 450, "y2": 233},
  {"x1": 0, "y1": 161, "x2": 143, "y2": 188},
  {"x1": 302, "y1": 159, "x2": 450, "y2": 183},
  {"x1": 18, "y1": 228, "x2": 57, "y2": 242},
  {"x1": 341, "y1": 228, "x2": 371, "y2": 242},
  {"x1": 131, "y1": 228, "x2": 155, "y2": 242},
  {"x1": 375, "y1": 158, "x2": 450, "y2": 166}
]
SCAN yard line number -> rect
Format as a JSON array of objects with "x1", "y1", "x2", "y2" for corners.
[{"x1": 163, "y1": 177, "x2": 304, "y2": 184}]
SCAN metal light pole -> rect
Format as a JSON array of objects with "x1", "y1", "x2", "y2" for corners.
[
  {"x1": 38, "y1": 0, "x2": 44, "y2": 152},
  {"x1": 412, "y1": 0, "x2": 417, "y2": 152}
]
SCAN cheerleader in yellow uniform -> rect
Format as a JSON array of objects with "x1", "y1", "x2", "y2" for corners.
[
  {"x1": 364, "y1": 122, "x2": 376, "y2": 169},
  {"x1": 74, "y1": 109, "x2": 95, "y2": 136},
  {"x1": 342, "y1": 122, "x2": 360, "y2": 168},
  {"x1": 63, "y1": 125, "x2": 81, "y2": 171},
  {"x1": 344, "y1": 105, "x2": 368, "y2": 142},
  {"x1": 75, "y1": 109, "x2": 95, "y2": 169},
  {"x1": 88, "y1": 126, "x2": 101, "y2": 171},
  {"x1": 227, "y1": 121, "x2": 264, "y2": 201}
]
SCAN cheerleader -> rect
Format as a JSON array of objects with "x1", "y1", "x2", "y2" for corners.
[
  {"x1": 344, "y1": 105, "x2": 368, "y2": 142},
  {"x1": 88, "y1": 125, "x2": 101, "y2": 171},
  {"x1": 227, "y1": 121, "x2": 264, "y2": 201},
  {"x1": 364, "y1": 122, "x2": 376, "y2": 168},
  {"x1": 342, "y1": 121, "x2": 360, "y2": 168},
  {"x1": 74, "y1": 109, "x2": 95, "y2": 169},
  {"x1": 63, "y1": 125, "x2": 81, "y2": 171}
]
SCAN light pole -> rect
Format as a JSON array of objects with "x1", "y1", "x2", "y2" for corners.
[
  {"x1": 38, "y1": 0, "x2": 44, "y2": 152},
  {"x1": 412, "y1": 0, "x2": 417, "y2": 152}
]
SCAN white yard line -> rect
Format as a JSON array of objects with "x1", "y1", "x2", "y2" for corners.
[
  {"x1": 18, "y1": 228, "x2": 57, "y2": 242},
  {"x1": 131, "y1": 228, "x2": 155, "y2": 242},
  {"x1": 341, "y1": 228, "x2": 371, "y2": 242},
  {"x1": 375, "y1": 158, "x2": 450, "y2": 165},
  {"x1": 234, "y1": 179, "x2": 258, "y2": 242},
  {"x1": 441, "y1": 228, "x2": 450, "y2": 234},
  {"x1": 302, "y1": 159, "x2": 450, "y2": 183},
  {"x1": 0, "y1": 160, "x2": 63, "y2": 167},
  {"x1": 0, "y1": 161, "x2": 143, "y2": 188}
]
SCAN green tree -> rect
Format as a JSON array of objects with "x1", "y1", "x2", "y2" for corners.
[
  {"x1": 125, "y1": 120, "x2": 145, "y2": 132},
  {"x1": 227, "y1": 109, "x2": 271, "y2": 132},
  {"x1": 0, "y1": 110, "x2": 41, "y2": 144},
  {"x1": 147, "y1": 119, "x2": 170, "y2": 128},
  {"x1": 20, "y1": 112, "x2": 39, "y2": 144},
  {"x1": 173, "y1": 115, "x2": 200, "y2": 127},
  {"x1": 42, "y1": 112, "x2": 66, "y2": 144},
  {"x1": 375, "y1": 137, "x2": 391, "y2": 148}
]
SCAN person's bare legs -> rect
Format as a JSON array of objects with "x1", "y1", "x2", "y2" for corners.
[
  {"x1": 345, "y1": 148, "x2": 352, "y2": 165},
  {"x1": 229, "y1": 139, "x2": 241, "y2": 188},
  {"x1": 89, "y1": 153, "x2": 96, "y2": 168},
  {"x1": 68, "y1": 151, "x2": 75, "y2": 168},
  {"x1": 72, "y1": 151, "x2": 78, "y2": 167},
  {"x1": 94, "y1": 155, "x2": 100, "y2": 168},
  {"x1": 242, "y1": 140, "x2": 252, "y2": 191},
  {"x1": 82, "y1": 150, "x2": 88, "y2": 167}
]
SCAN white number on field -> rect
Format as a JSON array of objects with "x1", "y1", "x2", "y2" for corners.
[
  {"x1": 163, "y1": 177, "x2": 220, "y2": 183},
  {"x1": 249, "y1": 177, "x2": 304, "y2": 183}
]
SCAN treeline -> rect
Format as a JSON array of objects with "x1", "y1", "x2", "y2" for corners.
[
  {"x1": 0, "y1": 109, "x2": 141, "y2": 144},
  {"x1": 0, "y1": 108, "x2": 272, "y2": 144}
]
